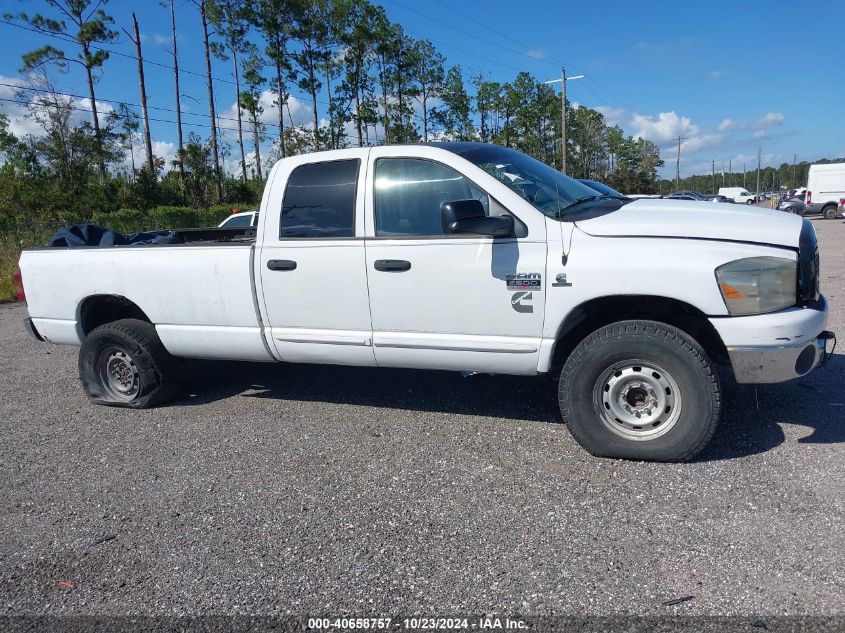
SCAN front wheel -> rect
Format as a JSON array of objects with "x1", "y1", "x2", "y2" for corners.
[
  {"x1": 558, "y1": 320, "x2": 721, "y2": 462},
  {"x1": 746, "y1": 199, "x2": 754, "y2": 205},
  {"x1": 79, "y1": 318, "x2": 182, "y2": 408}
]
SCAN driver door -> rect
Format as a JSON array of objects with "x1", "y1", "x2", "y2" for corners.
[{"x1": 363, "y1": 147, "x2": 547, "y2": 375}]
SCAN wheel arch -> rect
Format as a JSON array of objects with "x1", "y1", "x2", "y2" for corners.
[
  {"x1": 77, "y1": 294, "x2": 153, "y2": 338},
  {"x1": 548, "y1": 294, "x2": 729, "y2": 372}
]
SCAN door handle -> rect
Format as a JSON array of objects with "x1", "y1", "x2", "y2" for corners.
[
  {"x1": 374, "y1": 259, "x2": 411, "y2": 272},
  {"x1": 267, "y1": 259, "x2": 297, "y2": 271}
]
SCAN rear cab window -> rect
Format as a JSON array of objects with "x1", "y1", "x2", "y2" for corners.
[{"x1": 281, "y1": 159, "x2": 360, "y2": 238}]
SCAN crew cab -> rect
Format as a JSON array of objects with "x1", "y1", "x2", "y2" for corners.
[{"x1": 18, "y1": 143, "x2": 834, "y2": 462}]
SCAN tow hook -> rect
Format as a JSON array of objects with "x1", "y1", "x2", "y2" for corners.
[{"x1": 819, "y1": 331, "x2": 836, "y2": 367}]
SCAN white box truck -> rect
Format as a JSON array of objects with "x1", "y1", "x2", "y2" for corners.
[
  {"x1": 806, "y1": 162, "x2": 845, "y2": 219},
  {"x1": 718, "y1": 187, "x2": 758, "y2": 204}
]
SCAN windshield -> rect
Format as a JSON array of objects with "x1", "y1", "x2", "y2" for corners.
[{"x1": 442, "y1": 144, "x2": 604, "y2": 218}]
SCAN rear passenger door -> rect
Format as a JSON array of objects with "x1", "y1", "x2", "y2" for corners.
[{"x1": 256, "y1": 153, "x2": 376, "y2": 366}]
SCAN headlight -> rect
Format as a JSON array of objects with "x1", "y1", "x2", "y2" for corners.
[{"x1": 716, "y1": 257, "x2": 797, "y2": 315}]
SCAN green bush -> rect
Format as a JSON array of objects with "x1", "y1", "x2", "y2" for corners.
[
  {"x1": 148, "y1": 206, "x2": 200, "y2": 230},
  {"x1": 91, "y1": 208, "x2": 150, "y2": 234},
  {"x1": 203, "y1": 204, "x2": 238, "y2": 227},
  {"x1": 0, "y1": 242, "x2": 19, "y2": 303}
]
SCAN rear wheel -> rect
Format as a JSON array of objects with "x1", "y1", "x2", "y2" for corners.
[
  {"x1": 558, "y1": 320, "x2": 720, "y2": 462},
  {"x1": 822, "y1": 205, "x2": 839, "y2": 219},
  {"x1": 79, "y1": 318, "x2": 182, "y2": 408}
]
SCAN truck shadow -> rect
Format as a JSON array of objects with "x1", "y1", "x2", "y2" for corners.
[
  {"x1": 178, "y1": 361, "x2": 562, "y2": 424},
  {"x1": 697, "y1": 352, "x2": 845, "y2": 461},
  {"x1": 176, "y1": 353, "x2": 845, "y2": 460}
]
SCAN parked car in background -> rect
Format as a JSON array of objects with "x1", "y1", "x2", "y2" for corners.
[
  {"x1": 776, "y1": 192, "x2": 807, "y2": 215},
  {"x1": 218, "y1": 210, "x2": 259, "y2": 228},
  {"x1": 838, "y1": 198, "x2": 845, "y2": 218},
  {"x1": 719, "y1": 187, "x2": 758, "y2": 204},
  {"x1": 577, "y1": 179, "x2": 629, "y2": 200},
  {"x1": 805, "y1": 162, "x2": 845, "y2": 219},
  {"x1": 707, "y1": 194, "x2": 734, "y2": 204},
  {"x1": 664, "y1": 190, "x2": 707, "y2": 201},
  {"x1": 665, "y1": 191, "x2": 729, "y2": 203}
]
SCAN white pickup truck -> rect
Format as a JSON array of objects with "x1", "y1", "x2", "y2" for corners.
[{"x1": 19, "y1": 143, "x2": 833, "y2": 461}]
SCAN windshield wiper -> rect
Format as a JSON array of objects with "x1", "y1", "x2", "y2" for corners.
[{"x1": 557, "y1": 194, "x2": 614, "y2": 215}]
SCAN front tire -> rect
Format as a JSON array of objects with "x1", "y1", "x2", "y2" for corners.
[
  {"x1": 558, "y1": 320, "x2": 720, "y2": 462},
  {"x1": 746, "y1": 199, "x2": 754, "y2": 205},
  {"x1": 79, "y1": 319, "x2": 182, "y2": 408}
]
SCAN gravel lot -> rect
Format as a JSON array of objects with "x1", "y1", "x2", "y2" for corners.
[{"x1": 1, "y1": 219, "x2": 843, "y2": 619}]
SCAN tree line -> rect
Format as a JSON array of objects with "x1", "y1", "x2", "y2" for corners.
[
  {"x1": 659, "y1": 157, "x2": 845, "y2": 196},
  {"x1": 0, "y1": 0, "x2": 665, "y2": 231}
]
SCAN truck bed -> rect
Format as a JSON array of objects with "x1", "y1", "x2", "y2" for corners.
[{"x1": 20, "y1": 236, "x2": 271, "y2": 361}]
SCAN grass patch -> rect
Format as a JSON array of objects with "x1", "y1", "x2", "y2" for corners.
[{"x1": 0, "y1": 243, "x2": 21, "y2": 303}]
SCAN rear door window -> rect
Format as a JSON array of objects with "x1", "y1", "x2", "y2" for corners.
[{"x1": 281, "y1": 160, "x2": 359, "y2": 238}]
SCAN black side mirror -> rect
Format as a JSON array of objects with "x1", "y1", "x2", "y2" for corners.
[{"x1": 441, "y1": 199, "x2": 514, "y2": 237}]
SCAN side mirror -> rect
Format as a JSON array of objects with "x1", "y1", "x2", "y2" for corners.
[{"x1": 441, "y1": 199, "x2": 514, "y2": 237}]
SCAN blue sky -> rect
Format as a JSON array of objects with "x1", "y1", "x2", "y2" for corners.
[{"x1": 0, "y1": 0, "x2": 843, "y2": 178}]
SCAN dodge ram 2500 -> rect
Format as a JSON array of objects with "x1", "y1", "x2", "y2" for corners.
[{"x1": 19, "y1": 143, "x2": 834, "y2": 461}]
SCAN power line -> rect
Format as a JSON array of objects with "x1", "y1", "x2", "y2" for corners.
[
  {"x1": 0, "y1": 81, "x2": 285, "y2": 131},
  {"x1": 410, "y1": 0, "x2": 633, "y2": 113},
  {"x1": 0, "y1": 96, "x2": 367, "y2": 147},
  {"x1": 0, "y1": 18, "x2": 336, "y2": 110},
  {"x1": 428, "y1": 0, "x2": 562, "y2": 65},
  {"x1": 385, "y1": 0, "x2": 561, "y2": 70}
]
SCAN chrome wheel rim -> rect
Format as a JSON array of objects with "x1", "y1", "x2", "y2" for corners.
[
  {"x1": 592, "y1": 360, "x2": 682, "y2": 441},
  {"x1": 97, "y1": 346, "x2": 140, "y2": 401}
]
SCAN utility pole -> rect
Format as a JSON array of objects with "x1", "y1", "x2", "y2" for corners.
[
  {"x1": 544, "y1": 69, "x2": 583, "y2": 174},
  {"x1": 743, "y1": 164, "x2": 746, "y2": 188},
  {"x1": 712, "y1": 160, "x2": 716, "y2": 194},
  {"x1": 756, "y1": 147, "x2": 762, "y2": 199},
  {"x1": 561, "y1": 66, "x2": 567, "y2": 174},
  {"x1": 728, "y1": 159, "x2": 732, "y2": 187},
  {"x1": 793, "y1": 153, "x2": 797, "y2": 187},
  {"x1": 170, "y1": 0, "x2": 184, "y2": 189},
  {"x1": 128, "y1": 13, "x2": 154, "y2": 173},
  {"x1": 675, "y1": 136, "x2": 686, "y2": 190}
]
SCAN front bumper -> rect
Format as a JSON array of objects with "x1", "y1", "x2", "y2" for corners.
[
  {"x1": 709, "y1": 295, "x2": 832, "y2": 384},
  {"x1": 727, "y1": 330, "x2": 834, "y2": 383}
]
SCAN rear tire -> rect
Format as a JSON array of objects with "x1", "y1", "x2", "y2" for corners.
[
  {"x1": 822, "y1": 205, "x2": 838, "y2": 219},
  {"x1": 558, "y1": 320, "x2": 720, "y2": 462},
  {"x1": 79, "y1": 318, "x2": 182, "y2": 408}
]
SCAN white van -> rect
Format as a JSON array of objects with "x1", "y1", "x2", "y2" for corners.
[
  {"x1": 806, "y1": 162, "x2": 845, "y2": 219},
  {"x1": 719, "y1": 187, "x2": 758, "y2": 205}
]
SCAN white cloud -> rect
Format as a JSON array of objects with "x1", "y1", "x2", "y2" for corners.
[
  {"x1": 152, "y1": 33, "x2": 169, "y2": 46},
  {"x1": 526, "y1": 49, "x2": 546, "y2": 59},
  {"x1": 122, "y1": 137, "x2": 177, "y2": 173},
  {"x1": 594, "y1": 106, "x2": 628, "y2": 128},
  {"x1": 718, "y1": 118, "x2": 733, "y2": 131},
  {"x1": 753, "y1": 129, "x2": 766, "y2": 139},
  {"x1": 757, "y1": 112, "x2": 784, "y2": 127},
  {"x1": 682, "y1": 134, "x2": 722, "y2": 152},
  {"x1": 708, "y1": 70, "x2": 729, "y2": 80},
  {"x1": 631, "y1": 111, "x2": 699, "y2": 143},
  {"x1": 220, "y1": 90, "x2": 313, "y2": 132},
  {"x1": 0, "y1": 76, "x2": 116, "y2": 138}
]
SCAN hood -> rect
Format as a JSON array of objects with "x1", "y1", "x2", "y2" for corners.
[{"x1": 575, "y1": 198, "x2": 802, "y2": 248}]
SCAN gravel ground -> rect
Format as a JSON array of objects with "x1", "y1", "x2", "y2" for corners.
[{"x1": 0, "y1": 219, "x2": 843, "y2": 618}]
